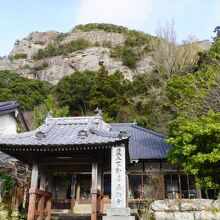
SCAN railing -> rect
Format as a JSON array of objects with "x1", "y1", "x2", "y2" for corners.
[
  {"x1": 91, "y1": 189, "x2": 104, "y2": 220},
  {"x1": 28, "y1": 188, "x2": 52, "y2": 220},
  {"x1": 97, "y1": 189, "x2": 104, "y2": 213}
]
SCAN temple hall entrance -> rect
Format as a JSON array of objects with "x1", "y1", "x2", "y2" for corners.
[{"x1": 51, "y1": 173, "x2": 92, "y2": 211}]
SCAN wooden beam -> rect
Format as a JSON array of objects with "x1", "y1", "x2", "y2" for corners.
[
  {"x1": 37, "y1": 173, "x2": 46, "y2": 220},
  {"x1": 28, "y1": 188, "x2": 52, "y2": 198},
  {"x1": 71, "y1": 174, "x2": 76, "y2": 212},
  {"x1": 28, "y1": 163, "x2": 38, "y2": 220},
  {"x1": 39, "y1": 164, "x2": 92, "y2": 172}
]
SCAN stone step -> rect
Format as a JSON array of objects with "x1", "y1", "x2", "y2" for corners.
[
  {"x1": 73, "y1": 202, "x2": 91, "y2": 214},
  {"x1": 57, "y1": 213, "x2": 103, "y2": 220},
  {"x1": 58, "y1": 214, "x2": 90, "y2": 220}
]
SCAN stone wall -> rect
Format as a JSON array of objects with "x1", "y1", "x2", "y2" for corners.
[{"x1": 151, "y1": 199, "x2": 220, "y2": 220}]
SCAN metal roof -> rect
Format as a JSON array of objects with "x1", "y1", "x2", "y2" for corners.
[
  {"x1": 0, "y1": 116, "x2": 128, "y2": 149},
  {"x1": 0, "y1": 101, "x2": 19, "y2": 115},
  {"x1": 110, "y1": 123, "x2": 172, "y2": 160}
]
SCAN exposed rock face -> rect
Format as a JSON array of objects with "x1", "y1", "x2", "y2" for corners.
[
  {"x1": 0, "y1": 46, "x2": 140, "y2": 84},
  {"x1": 64, "y1": 30, "x2": 125, "y2": 45},
  {"x1": 0, "y1": 29, "x2": 152, "y2": 84},
  {"x1": 195, "y1": 40, "x2": 212, "y2": 51},
  {"x1": 9, "y1": 31, "x2": 59, "y2": 59}
]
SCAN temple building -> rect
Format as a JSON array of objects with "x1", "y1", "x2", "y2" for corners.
[
  {"x1": 0, "y1": 112, "x2": 199, "y2": 220},
  {"x1": 0, "y1": 101, "x2": 29, "y2": 135}
]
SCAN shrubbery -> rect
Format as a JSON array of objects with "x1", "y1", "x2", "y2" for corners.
[
  {"x1": 33, "y1": 38, "x2": 91, "y2": 59},
  {"x1": 110, "y1": 45, "x2": 138, "y2": 69},
  {"x1": 74, "y1": 23, "x2": 128, "y2": 34},
  {"x1": 31, "y1": 62, "x2": 48, "y2": 71},
  {"x1": 74, "y1": 23, "x2": 152, "y2": 68},
  {"x1": 33, "y1": 23, "x2": 152, "y2": 69},
  {"x1": 12, "y1": 53, "x2": 27, "y2": 60},
  {"x1": 0, "y1": 70, "x2": 49, "y2": 110}
]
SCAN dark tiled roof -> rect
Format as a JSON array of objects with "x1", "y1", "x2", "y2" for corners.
[
  {"x1": 110, "y1": 123, "x2": 172, "y2": 160},
  {"x1": 0, "y1": 116, "x2": 128, "y2": 148},
  {"x1": 0, "y1": 152, "x2": 11, "y2": 165},
  {"x1": 0, "y1": 102, "x2": 21, "y2": 164},
  {"x1": 0, "y1": 101, "x2": 29, "y2": 131},
  {"x1": 0, "y1": 116, "x2": 172, "y2": 160},
  {"x1": 0, "y1": 101, "x2": 19, "y2": 115}
]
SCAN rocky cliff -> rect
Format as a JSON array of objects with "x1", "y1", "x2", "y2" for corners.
[
  {"x1": 0, "y1": 24, "x2": 211, "y2": 84},
  {"x1": 0, "y1": 26, "x2": 153, "y2": 84}
]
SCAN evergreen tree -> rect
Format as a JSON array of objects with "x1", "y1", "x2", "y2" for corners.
[{"x1": 89, "y1": 67, "x2": 133, "y2": 121}]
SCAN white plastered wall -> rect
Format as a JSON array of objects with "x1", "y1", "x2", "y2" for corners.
[{"x1": 0, "y1": 114, "x2": 17, "y2": 136}]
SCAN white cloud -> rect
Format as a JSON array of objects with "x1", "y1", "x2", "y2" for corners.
[{"x1": 75, "y1": 0, "x2": 151, "y2": 30}]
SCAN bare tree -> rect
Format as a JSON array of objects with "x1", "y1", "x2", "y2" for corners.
[
  {"x1": 133, "y1": 172, "x2": 163, "y2": 220},
  {"x1": 150, "y1": 21, "x2": 199, "y2": 79}
]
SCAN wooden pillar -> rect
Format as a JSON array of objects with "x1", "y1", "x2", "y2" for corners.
[
  {"x1": 76, "y1": 178, "x2": 81, "y2": 202},
  {"x1": 71, "y1": 174, "x2": 76, "y2": 212},
  {"x1": 37, "y1": 173, "x2": 46, "y2": 220},
  {"x1": 46, "y1": 175, "x2": 52, "y2": 220},
  {"x1": 91, "y1": 162, "x2": 98, "y2": 220},
  {"x1": 97, "y1": 167, "x2": 102, "y2": 191},
  {"x1": 28, "y1": 163, "x2": 39, "y2": 220},
  {"x1": 97, "y1": 167, "x2": 104, "y2": 213},
  {"x1": 101, "y1": 171, "x2": 104, "y2": 193}
]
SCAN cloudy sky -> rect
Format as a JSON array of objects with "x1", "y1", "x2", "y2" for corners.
[{"x1": 0, "y1": 0, "x2": 219, "y2": 56}]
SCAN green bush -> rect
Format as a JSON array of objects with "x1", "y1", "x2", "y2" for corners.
[
  {"x1": 125, "y1": 30, "x2": 151, "y2": 47},
  {"x1": 55, "y1": 32, "x2": 69, "y2": 42},
  {"x1": 110, "y1": 45, "x2": 138, "y2": 69},
  {"x1": 0, "y1": 204, "x2": 23, "y2": 220},
  {"x1": 102, "y1": 40, "x2": 112, "y2": 48},
  {"x1": 0, "y1": 70, "x2": 50, "y2": 110},
  {"x1": 74, "y1": 23, "x2": 128, "y2": 34},
  {"x1": 33, "y1": 38, "x2": 91, "y2": 59},
  {"x1": 0, "y1": 173, "x2": 15, "y2": 196},
  {"x1": 209, "y1": 37, "x2": 220, "y2": 59},
  {"x1": 74, "y1": 23, "x2": 152, "y2": 59},
  {"x1": 32, "y1": 62, "x2": 48, "y2": 71},
  {"x1": 0, "y1": 203, "x2": 9, "y2": 220},
  {"x1": 12, "y1": 53, "x2": 27, "y2": 60}
]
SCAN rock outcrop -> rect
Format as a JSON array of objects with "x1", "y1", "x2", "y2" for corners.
[
  {"x1": 0, "y1": 25, "x2": 210, "y2": 84},
  {"x1": 0, "y1": 28, "x2": 153, "y2": 84}
]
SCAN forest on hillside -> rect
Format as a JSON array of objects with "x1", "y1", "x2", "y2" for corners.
[{"x1": 0, "y1": 24, "x2": 219, "y2": 132}]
